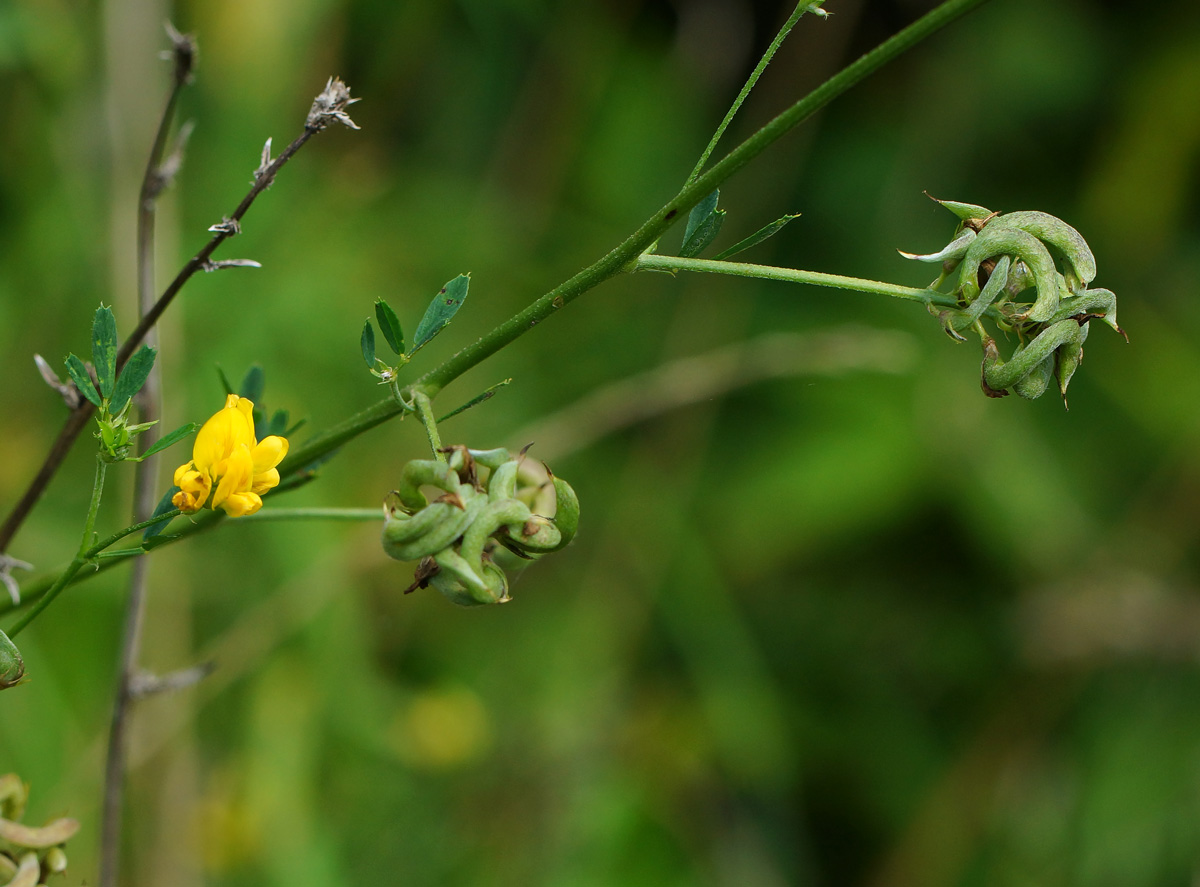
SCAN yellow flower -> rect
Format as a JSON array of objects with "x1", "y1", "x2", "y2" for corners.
[{"x1": 172, "y1": 395, "x2": 289, "y2": 517}]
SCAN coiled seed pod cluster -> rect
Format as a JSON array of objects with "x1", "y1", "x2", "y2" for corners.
[
  {"x1": 0, "y1": 773, "x2": 79, "y2": 886},
  {"x1": 382, "y1": 446, "x2": 579, "y2": 606},
  {"x1": 901, "y1": 197, "x2": 1125, "y2": 402}
]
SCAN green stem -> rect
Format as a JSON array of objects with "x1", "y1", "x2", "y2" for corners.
[
  {"x1": 634, "y1": 254, "x2": 962, "y2": 307},
  {"x1": 276, "y1": 0, "x2": 992, "y2": 480},
  {"x1": 80, "y1": 457, "x2": 107, "y2": 557},
  {"x1": 413, "y1": 392, "x2": 446, "y2": 462},
  {"x1": 9, "y1": 459, "x2": 109, "y2": 638},
  {"x1": 685, "y1": 1, "x2": 815, "y2": 186},
  {"x1": 240, "y1": 507, "x2": 382, "y2": 522}
]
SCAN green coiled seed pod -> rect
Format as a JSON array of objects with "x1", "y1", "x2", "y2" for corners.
[{"x1": 0, "y1": 629, "x2": 25, "y2": 691}]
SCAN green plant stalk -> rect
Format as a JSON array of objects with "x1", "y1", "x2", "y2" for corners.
[
  {"x1": 634, "y1": 254, "x2": 964, "y2": 307},
  {"x1": 685, "y1": 1, "x2": 815, "y2": 186},
  {"x1": 274, "y1": 0, "x2": 989, "y2": 478},
  {"x1": 413, "y1": 392, "x2": 446, "y2": 462},
  {"x1": 9, "y1": 459, "x2": 102, "y2": 637},
  {"x1": 0, "y1": 505, "x2": 381, "y2": 616}
]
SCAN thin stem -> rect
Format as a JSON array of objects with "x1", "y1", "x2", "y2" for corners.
[
  {"x1": 101, "y1": 45, "x2": 188, "y2": 887},
  {"x1": 685, "y1": 1, "x2": 814, "y2": 186},
  {"x1": 2, "y1": 507, "x2": 183, "y2": 632},
  {"x1": 272, "y1": 0, "x2": 990, "y2": 480},
  {"x1": 240, "y1": 507, "x2": 382, "y2": 522},
  {"x1": 0, "y1": 116, "x2": 330, "y2": 556},
  {"x1": 79, "y1": 457, "x2": 108, "y2": 558},
  {"x1": 413, "y1": 392, "x2": 446, "y2": 462},
  {"x1": 633, "y1": 253, "x2": 960, "y2": 306},
  {"x1": 8, "y1": 457, "x2": 109, "y2": 639}
]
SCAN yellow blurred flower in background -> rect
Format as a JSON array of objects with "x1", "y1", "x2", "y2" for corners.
[{"x1": 172, "y1": 395, "x2": 288, "y2": 517}]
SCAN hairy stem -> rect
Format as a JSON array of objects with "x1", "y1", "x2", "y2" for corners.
[
  {"x1": 273, "y1": 0, "x2": 989, "y2": 481},
  {"x1": 413, "y1": 392, "x2": 446, "y2": 462},
  {"x1": 685, "y1": 0, "x2": 815, "y2": 186}
]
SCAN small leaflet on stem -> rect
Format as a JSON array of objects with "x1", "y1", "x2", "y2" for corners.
[
  {"x1": 254, "y1": 137, "x2": 274, "y2": 183},
  {"x1": 201, "y1": 259, "x2": 262, "y2": 272},
  {"x1": 0, "y1": 555, "x2": 33, "y2": 606},
  {"x1": 34, "y1": 354, "x2": 82, "y2": 408}
]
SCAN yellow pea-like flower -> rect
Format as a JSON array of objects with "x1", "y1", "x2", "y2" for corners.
[{"x1": 172, "y1": 395, "x2": 289, "y2": 517}]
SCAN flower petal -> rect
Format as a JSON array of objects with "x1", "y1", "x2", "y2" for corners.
[
  {"x1": 193, "y1": 395, "x2": 256, "y2": 470},
  {"x1": 251, "y1": 435, "x2": 288, "y2": 474},
  {"x1": 212, "y1": 444, "x2": 254, "y2": 512},
  {"x1": 218, "y1": 491, "x2": 263, "y2": 517}
]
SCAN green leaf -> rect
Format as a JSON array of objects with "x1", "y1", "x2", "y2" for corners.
[
  {"x1": 284, "y1": 418, "x2": 307, "y2": 437},
  {"x1": 109, "y1": 345, "x2": 157, "y2": 413},
  {"x1": 437, "y1": 378, "x2": 512, "y2": 423},
  {"x1": 143, "y1": 487, "x2": 181, "y2": 539},
  {"x1": 712, "y1": 213, "x2": 801, "y2": 261},
  {"x1": 91, "y1": 306, "x2": 118, "y2": 399},
  {"x1": 410, "y1": 274, "x2": 470, "y2": 354},
  {"x1": 216, "y1": 366, "x2": 235, "y2": 396},
  {"x1": 64, "y1": 354, "x2": 101, "y2": 407},
  {"x1": 374, "y1": 299, "x2": 405, "y2": 355},
  {"x1": 682, "y1": 189, "x2": 720, "y2": 246},
  {"x1": 136, "y1": 422, "x2": 199, "y2": 461},
  {"x1": 239, "y1": 365, "x2": 265, "y2": 403},
  {"x1": 361, "y1": 319, "x2": 376, "y2": 367},
  {"x1": 268, "y1": 409, "x2": 290, "y2": 437},
  {"x1": 679, "y1": 208, "x2": 725, "y2": 258}
]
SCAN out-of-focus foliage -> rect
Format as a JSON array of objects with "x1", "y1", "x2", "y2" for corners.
[{"x1": 2, "y1": 0, "x2": 1199, "y2": 884}]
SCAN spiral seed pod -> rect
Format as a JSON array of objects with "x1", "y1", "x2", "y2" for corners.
[
  {"x1": 0, "y1": 630, "x2": 24, "y2": 691},
  {"x1": 902, "y1": 199, "x2": 1122, "y2": 402},
  {"x1": 383, "y1": 447, "x2": 579, "y2": 606}
]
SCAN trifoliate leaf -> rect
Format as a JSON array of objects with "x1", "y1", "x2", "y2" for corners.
[
  {"x1": 410, "y1": 274, "x2": 470, "y2": 354},
  {"x1": 91, "y1": 306, "x2": 118, "y2": 399},
  {"x1": 65, "y1": 354, "x2": 101, "y2": 407},
  {"x1": 110, "y1": 345, "x2": 157, "y2": 413},
  {"x1": 374, "y1": 299, "x2": 405, "y2": 355},
  {"x1": 268, "y1": 409, "x2": 290, "y2": 436}
]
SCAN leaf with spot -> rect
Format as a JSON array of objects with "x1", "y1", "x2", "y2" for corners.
[
  {"x1": 410, "y1": 274, "x2": 470, "y2": 354},
  {"x1": 91, "y1": 306, "x2": 118, "y2": 399}
]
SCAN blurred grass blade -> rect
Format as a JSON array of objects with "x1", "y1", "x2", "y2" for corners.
[
  {"x1": 361, "y1": 319, "x2": 376, "y2": 367},
  {"x1": 91, "y1": 305, "x2": 118, "y2": 399},
  {"x1": 438, "y1": 378, "x2": 512, "y2": 423},
  {"x1": 64, "y1": 354, "x2": 101, "y2": 407},
  {"x1": 713, "y1": 213, "x2": 800, "y2": 260},
  {"x1": 110, "y1": 345, "x2": 157, "y2": 413},
  {"x1": 410, "y1": 274, "x2": 470, "y2": 354},
  {"x1": 375, "y1": 298, "x2": 405, "y2": 355}
]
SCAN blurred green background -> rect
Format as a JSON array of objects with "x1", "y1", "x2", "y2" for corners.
[{"x1": 3, "y1": 0, "x2": 1200, "y2": 884}]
